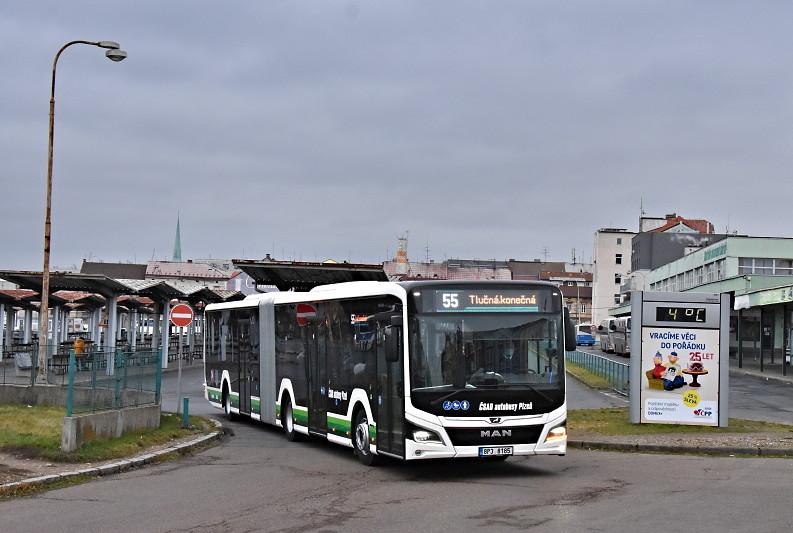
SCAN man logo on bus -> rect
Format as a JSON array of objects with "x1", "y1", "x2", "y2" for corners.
[{"x1": 460, "y1": 400, "x2": 470, "y2": 410}]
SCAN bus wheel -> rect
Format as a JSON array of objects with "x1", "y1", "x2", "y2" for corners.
[
  {"x1": 283, "y1": 399, "x2": 301, "y2": 442},
  {"x1": 223, "y1": 386, "x2": 236, "y2": 420},
  {"x1": 352, "y1": 410, "x2": 379, "y2": 466}
]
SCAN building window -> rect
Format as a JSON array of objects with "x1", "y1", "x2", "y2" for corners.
[
  {"x1": 615, "y1": 254, "x2": 622, "y2": 265},
  {"x1": 755, "y1": 258, "x2": 773, "y2": 274},
  {"x1": 775, "y1": 259, "x2": 793, "y2": 276},
  {"x1": 566, "y1": 281, "x2": 574, "y2": 286},
  {"x1": 616, "y1": 238, "x2": 622, "y2": 245},
  {"x1": 738, "y1": 257, "x2": 753, "y2": 275},
  {"x1": 615, "y1": 274, "x2": 621, "y2": 284},
  {"x1": 695, "y1": 267, "x2": 703, "y2": 286},
  {"x1": 614, "y1": 294, "x2": 621, "y2": 305},
  {"x1": 580, "y1": 304, "x2": 587, "y2": 314}
]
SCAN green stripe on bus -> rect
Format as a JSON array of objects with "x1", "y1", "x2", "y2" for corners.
[
  {"x1": 251, "y1": 397, "x2": 261, "y2": 412},
  {"x1": 206, "y1": 387, "x2": 222, "y2": 403},
  {"x1": 293, "y1": 406, "x2": 308, "y2": 425},
  {"x1": 327, "y1": 414, "x2": 351, "y2": 436}
]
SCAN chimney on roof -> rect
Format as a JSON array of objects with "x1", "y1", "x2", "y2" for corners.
[{"x1": 665, "y1": 213, "x2": 677, "y2": 220}]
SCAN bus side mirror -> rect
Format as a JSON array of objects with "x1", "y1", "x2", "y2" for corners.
[
  {"x1": 386, "y1": 315, "x2": 402, "y2": 363},
  {"x1": 564, "y1": 308, "x2": 576, "y2": 352}
]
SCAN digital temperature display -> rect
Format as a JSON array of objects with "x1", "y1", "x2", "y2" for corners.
[{"x1": 655, "y1": 306, "x2": 706, "y2": 323}]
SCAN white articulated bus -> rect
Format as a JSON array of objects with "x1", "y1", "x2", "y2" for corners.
[{"x1": 203, "y1": 280, "x2": 573, "y2": 465}]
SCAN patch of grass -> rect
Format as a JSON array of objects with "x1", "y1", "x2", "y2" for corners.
[
  {"x1": 569, "y1": 407, "x2": 793, "y2": 436},
  {"x1": 0, "y1": 405, "x2": 212, "y2": 463},
  {"x1": 566, "y1": 362, "x2": 611, "y2": 389},
  {"x1": 0, "y1": 474, "x2": 94, "y2": 500},
  {"x1": 0, "y1": 404, "x2": 63, "y2": 454}
]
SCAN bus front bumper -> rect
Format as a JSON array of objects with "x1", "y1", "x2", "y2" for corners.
[{"x1": 401, "y1": 415, "x2": 567, "y2": 460}]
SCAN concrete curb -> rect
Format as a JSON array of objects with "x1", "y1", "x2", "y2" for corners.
[
  {"x1": 568, "y1": 439, "x2": 793, "y2": 457},
  {"x1": 729, "y1": 368, "x2": 793, "y2": 386},
  {"x1": 0, "y1": 417, "x2": 224, "y2": 496}
]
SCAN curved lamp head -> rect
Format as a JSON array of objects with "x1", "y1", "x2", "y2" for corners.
[
  {"x1": 97, "y1": 41, "x2": 120, "y2": 50},
  {"x1": 105, "y1": 49, "x2": 127, "y2": 62}
]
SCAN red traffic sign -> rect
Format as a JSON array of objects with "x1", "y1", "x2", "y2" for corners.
[
  {"x1": 296, "y1": 303, "x2": 317, "y2": 327},
  {"x1": 170, "y1": 303, "x2": 194, "y2": 327}
]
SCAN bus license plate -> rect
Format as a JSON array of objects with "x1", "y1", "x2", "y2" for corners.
[{"x1": 479, "y1": 446, "x2": 513, "y2": 457}]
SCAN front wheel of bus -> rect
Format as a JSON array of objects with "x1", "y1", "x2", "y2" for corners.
[{"x1": 352, "y1": 410, "x2": 379, "y2": 466}]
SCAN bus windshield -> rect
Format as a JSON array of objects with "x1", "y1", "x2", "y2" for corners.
[{"x1": 410, "y1": 313, "x2": 564, "y2": 391}]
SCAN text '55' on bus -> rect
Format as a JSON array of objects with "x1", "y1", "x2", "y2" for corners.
[{"x1": 203, "y1": 280, "x2": 574, "y2": 465}]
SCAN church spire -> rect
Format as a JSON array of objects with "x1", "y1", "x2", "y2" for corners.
[{"x1": 172, "y1": 213, "x2": 182, "y2": 262}]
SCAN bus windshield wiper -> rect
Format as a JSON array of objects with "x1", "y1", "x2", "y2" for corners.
[{"x1": 500, "y1": 382, "x2": 555, "y2": 403}]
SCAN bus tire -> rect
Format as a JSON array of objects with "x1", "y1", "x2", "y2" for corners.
[
  {"x1": 352, "y1": 409, "x2": 379, "y2": 466},
  {"x1": 222, "y1": 385, "x2": 236, "y2": 420},
  {"x1": 282, "y1": 397, "x2": 302, "y2": 442}
]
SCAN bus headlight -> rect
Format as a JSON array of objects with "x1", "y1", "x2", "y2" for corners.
[
  {"x1": 545, "y1": 425, "x2": 567, "y2": 443},
  {"x1": 412, "y1": 429, "x2": 442, "y2": 443}
]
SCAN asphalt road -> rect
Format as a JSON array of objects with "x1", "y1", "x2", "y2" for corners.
[{"x1": 2, "y1": 366, "x2": 792, "y2": 532}]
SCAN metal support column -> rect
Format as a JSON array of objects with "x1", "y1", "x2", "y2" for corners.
[
  {"x1": 151, "y1": 304, "x2": 160, "y2": 358},
  {"x1": 51, "y1": 305, "x2": 59, "y2": 345},
  {"x1": 6, "y1": 307, "x2": 16, "y2": 350},
  {"x1": 161, "y1": 299, "x2": 170, "y2": 369},
  {"x1": 131, "y1": 308, "x2": 138, "y2": 351},
  {"x1": 737, "y1": 308, "x2": 743, "y2": 368},
  {"x1": 24, "y1": 309, "x2": 33, "y2": 344},
  {"x1": 93, "y1": 307, "x2": 102, "y2": 347},
  {"x1": 106, "y1": 297, "x2": 118, "y2": 375}
]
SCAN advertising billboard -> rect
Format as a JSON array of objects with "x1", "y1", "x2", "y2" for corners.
[{"x1": 630, "y1": 292, "x2": 729, "y2": 427}]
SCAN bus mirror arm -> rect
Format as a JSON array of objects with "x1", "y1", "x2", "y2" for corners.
[{"x1": 390, "y1": 314, "x2": 403, "y2": 327}]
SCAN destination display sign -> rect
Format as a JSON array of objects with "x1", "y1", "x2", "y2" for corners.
[{"x1": 431, "y1": 290, "x2": 549, "y2": 313}]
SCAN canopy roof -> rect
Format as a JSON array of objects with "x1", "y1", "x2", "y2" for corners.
[{"x1": 233, "y1": 259, "x2": 388, "y2": 292}]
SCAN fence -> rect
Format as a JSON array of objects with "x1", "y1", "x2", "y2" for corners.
[
  {"x1": 1, "y1": 344, "x2": 68, "y2": 386},
  {"x1": 566, "y1": 350, "x2": 629, "y2": 396},
  {"x1": 65, "y1": 348, "x2": 162, "y2": 416}
]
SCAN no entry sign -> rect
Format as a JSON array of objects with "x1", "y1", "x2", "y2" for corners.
[
  {"x1": 296, "y1": 303, "x2": 316, "y2": 327},
  {"x1": 170, "y1": 303, "x2": 194, "y2": 327}
]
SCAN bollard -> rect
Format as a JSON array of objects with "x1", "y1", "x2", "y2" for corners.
[{"x1": 182, "y1": 397, "x2": 189, "y2": 429}]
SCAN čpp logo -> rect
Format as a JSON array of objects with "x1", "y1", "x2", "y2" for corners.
[
  {"x1": 693, "y1": 408, "x2": 713, "y2": 417},
  {"x1": 442, "y1": 400, "x2": 470, "y2": 411}
]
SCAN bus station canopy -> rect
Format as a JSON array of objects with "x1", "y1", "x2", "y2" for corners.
[
  {"x1": 0, "y1": 270, "x2": 129, "y2": 298},
  {"x1": 0, "y1": 271, "x2": 244, "y2": 306},
  {"x1": 233, "y1": 259, "x2": 388, "y2": 292}
]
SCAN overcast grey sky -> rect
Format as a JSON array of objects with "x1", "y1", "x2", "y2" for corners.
[{"x1": 2, "y1": 1, "x2": 793, "y2": 270}]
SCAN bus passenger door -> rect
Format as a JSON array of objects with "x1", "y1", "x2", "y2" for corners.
[
  {"x1": 307, "y1": 326, "x2": 327, "y2": 434},
  {"x1": 238, "y1": 312, "x2": 251, "y2": 414},
  {"x1": 376, "y1": 320, "x2": 404, "y2": 457}
]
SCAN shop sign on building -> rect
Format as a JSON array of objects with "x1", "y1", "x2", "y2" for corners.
[{"x1": 630, "y1": 291, "x2": 729, "y2": 427}]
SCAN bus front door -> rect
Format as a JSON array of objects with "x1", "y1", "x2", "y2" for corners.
[
  {"x1": 376, "y1": 322, "x2": 404, "y2": 458},
  {"x1": 307, "y1": 328, "x2": 327, "y2": 434}
]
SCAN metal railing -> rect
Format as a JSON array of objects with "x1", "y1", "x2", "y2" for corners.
[
  {"x1": 65, "y1": 348, "x2": 162, "y2": 416},
  {"x1": 1, "y1": 344, "x2": 66, "y2": 386},
  {"x1": 566, "y1": 350, "x2": 629, "y2": 395}
]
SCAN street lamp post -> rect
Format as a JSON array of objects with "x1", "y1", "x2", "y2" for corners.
[{"x1": 37, "y1": 40, "x2": 127, "y2": 384}]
